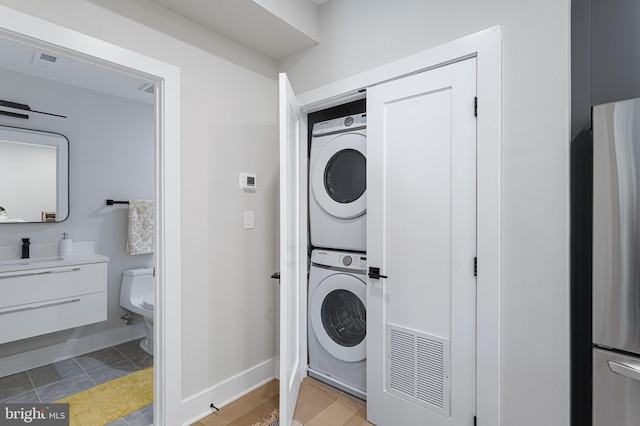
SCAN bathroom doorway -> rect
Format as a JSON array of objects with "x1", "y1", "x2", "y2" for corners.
[{"x1": 0, "y1": 6, "x2": 181, "y2": 424}]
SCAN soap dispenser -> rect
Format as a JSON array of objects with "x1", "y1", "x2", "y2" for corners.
[{"x1": 59, "y1": 232, "x2": 72, "y2": 257}]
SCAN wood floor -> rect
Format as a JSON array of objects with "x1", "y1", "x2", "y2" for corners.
[
  {"x1": 293, "y1": 377, "x2": 372, "y2": 426},
  {"x1": 191, "y1": 377, "x2": 373, "y2": 426}
]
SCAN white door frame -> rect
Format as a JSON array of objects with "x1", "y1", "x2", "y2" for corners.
[
  {"x1": 294, "y1": 26, "x2": 501, "y2": 425},
  {"x1": 0, "y1": 6, "x2": 182, "y2": 425}
]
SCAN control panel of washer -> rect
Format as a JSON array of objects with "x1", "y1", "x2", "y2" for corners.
[{"x1": 311, "y1": 249, "x2": 367, "y2": 272}]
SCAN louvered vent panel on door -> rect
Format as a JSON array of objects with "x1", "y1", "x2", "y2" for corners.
[
  {"x1": 389, "y1": 328, "x2": 415, "y2": 396},
  {"x1": 386, "y1": 324, "x2": 450, "y2": 417},
  {"x1": 417, "y1": 336, "x2": 445, "y2": 408}
]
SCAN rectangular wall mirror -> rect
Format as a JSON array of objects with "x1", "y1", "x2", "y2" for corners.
[{"x1": 0, "y1": 126, "x2": 69, "y2": 223}]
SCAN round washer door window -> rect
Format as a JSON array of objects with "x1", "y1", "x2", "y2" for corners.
[
  {"x1": 310, "y1": 272, "x2": 367, "y2": 362},
  {"x1": 311, "y1": 132, "x2": 366, "y2": 220},
  {"x1": 321, "y1": 289, "x2": 366, "y2": 347}
]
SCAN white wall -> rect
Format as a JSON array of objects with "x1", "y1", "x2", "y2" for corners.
[
  {"x1": 0, "y1": 67, "x2": 154, "y2": 364},
  {"x1": 279, "y1": 1, "x2": 571, "y2": 425},
  {"x1": 0, "y1": 0, "x2": 280, "y2": 418}
]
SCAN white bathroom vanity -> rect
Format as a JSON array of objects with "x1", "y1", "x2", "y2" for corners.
[{"x1": 0, "y1": 244, "x2": 108, "y2": 344}]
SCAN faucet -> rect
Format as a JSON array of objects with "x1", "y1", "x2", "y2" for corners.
[{"x1": 21, "y1": 238, "x2": 30, "y2": 259}]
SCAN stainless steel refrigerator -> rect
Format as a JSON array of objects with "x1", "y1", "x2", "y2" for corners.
[{"x1": 593, "y1": 97, "x2": 640, "y2": 425}]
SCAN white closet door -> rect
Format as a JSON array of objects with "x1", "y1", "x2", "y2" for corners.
[
  {"x1": 367, "y1": 58, "x2": 477, "y2": 426},
  {"x1": 278, "y1": 73, "x2": 305, "y2": 426}
]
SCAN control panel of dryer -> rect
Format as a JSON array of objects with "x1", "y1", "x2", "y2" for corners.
[{"x1": 312, "y1": 113, "x2": 367, "y2": 137}]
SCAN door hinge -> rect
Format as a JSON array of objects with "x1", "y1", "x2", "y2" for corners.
[
  {"x1": 474, "y1": 97, "x2": 478, "y2": 117},
  {"x1": 474, "y1": 257, "x2": 477, "y2": 277}
]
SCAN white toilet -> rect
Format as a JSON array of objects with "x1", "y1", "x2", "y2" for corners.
[{"x1": 120, "y1": 267, "x2": 154, "y2": 355}]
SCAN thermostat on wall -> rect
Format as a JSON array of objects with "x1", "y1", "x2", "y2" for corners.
[{"x1": 239, "y1": 173, "x2": 257, "y2": 192}]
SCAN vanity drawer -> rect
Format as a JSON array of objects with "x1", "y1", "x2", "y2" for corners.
[
  {"x1": 0, "y1": 262, "x2": 106, "y2": 309},
  {"x1": 0, "y1": 291, "x2": 107, "y2": 344}
]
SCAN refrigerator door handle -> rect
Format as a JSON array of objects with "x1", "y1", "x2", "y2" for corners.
[{"x1": 608, "y1": 360, "x2": 640, "y2": 382}]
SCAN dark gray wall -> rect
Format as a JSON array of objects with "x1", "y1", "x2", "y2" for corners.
[
  {"x1": 572, "y1": 0, "x2": 640, "y2": 139},
  {"x1": 570, "y1": 0, "x2": 592, "y2": 412},
  {"x1": 571, "y1": 0, "x2": 591, "y2": 139},
  {"x1": 591, "y1": 0, "x2": 640, "y2": 106}
]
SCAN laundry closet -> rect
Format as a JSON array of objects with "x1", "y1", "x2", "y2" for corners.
[
  {"x1": 277, "y1": 28, "x2": 498, "y2": 424},
  {"x1": 305, "y1": 100, "x2": 368, "y2": 400}
]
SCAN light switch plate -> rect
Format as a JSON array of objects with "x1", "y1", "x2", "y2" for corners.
[{"x1": 244, "y1": 211, "x2": 254, "y2": 229}]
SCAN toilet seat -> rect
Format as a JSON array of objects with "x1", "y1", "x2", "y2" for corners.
[{"x1": 142, "y1": 296, "x2": 154, "y2": 310}]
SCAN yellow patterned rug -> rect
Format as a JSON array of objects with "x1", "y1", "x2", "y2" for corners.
[{"x1": 55, "y1": 366, "x2": 153, "y2": 425}]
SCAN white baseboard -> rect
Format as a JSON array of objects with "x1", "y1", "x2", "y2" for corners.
[
  {"x1": 0, "y1": 324, "x2": 145, "y2": 376},
  {"x1": 182, "y1": 357, "x2": 277, "y2": 426}
]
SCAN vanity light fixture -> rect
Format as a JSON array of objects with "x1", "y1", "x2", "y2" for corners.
[{"x1": 0, "y1": 99, "x2": 67, "y2": 120}]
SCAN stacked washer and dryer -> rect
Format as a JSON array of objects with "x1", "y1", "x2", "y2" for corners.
[{"x1": 307, "y1": 113, "x2": 367, "y2": 400}]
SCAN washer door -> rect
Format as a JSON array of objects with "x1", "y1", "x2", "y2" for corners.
[
  {"x1": 311, "y1": 132, "x2": 366, "y2": 220},
  {"x1": 310, "y1": 272, "x2": 366, "y2": 363}
]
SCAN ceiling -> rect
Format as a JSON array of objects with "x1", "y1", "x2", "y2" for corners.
[
  {"x1": 147, "y1": 0, "x2": 322, "y2": 61},
  {"x1": 0, "y1": 0, "x2": 325, "y2": 106},
  {"x1": 0, "y1": 38, "x2": 155, "y2": 105}
]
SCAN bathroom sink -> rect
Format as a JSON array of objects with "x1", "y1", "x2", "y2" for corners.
[{"x1": 0, "y1": 256, "x2": 64, "y2": 266}]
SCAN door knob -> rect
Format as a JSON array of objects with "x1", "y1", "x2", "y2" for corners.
[
  {"x1": 368, "y1": 267, "x2": 388, "y2": 279},
  {"x1": 271, "y1": 272, "x2": 280, "y2": 280}
]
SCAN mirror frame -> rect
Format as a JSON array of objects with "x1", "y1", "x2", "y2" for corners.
[{"x1": 0, "y1": 125, "x2": 69, "y2": 223}]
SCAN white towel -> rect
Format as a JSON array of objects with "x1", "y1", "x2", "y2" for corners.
[{"x1": 126, "y1": 199, "x2": 154, "y2": 255}]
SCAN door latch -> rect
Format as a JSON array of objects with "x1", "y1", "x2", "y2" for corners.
[{"x1": 368, "y1": 267, "x2": 388, "y2": 279}]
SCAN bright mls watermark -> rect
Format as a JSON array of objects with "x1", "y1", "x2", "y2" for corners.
[{"x1": 1, "y1": 404, "x2": 69, "y2": 425}]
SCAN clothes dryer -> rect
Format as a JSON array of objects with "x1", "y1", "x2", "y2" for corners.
[
  {"x1": 309, "y1": 114, "x2": 366, "y2": 252},
  {"x1": 308, "y1": 249, "x2": 367, "y2": 399}
]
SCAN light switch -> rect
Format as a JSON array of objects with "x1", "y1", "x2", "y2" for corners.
[{"x1": 244, "y1": 211, "x2": 254, "y2": 229}]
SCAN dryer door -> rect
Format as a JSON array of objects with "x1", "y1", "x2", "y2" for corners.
[
  {"x1": 311, "y1": 132, "x2": 366, "y2": 220},
  {"x1": 310, "y1": 272, "x2": 366, "y2": 362}
]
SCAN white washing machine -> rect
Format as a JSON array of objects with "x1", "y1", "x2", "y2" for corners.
[
  {"x1": 308, "y1": 249, "x2": 367, "y2": 400},
  {"x1": 309, "y1": 114, "x2": 366, "y2": 252}
]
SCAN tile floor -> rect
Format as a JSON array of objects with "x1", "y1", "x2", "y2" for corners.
[{"x1": 0, "y1": 338, "x2": 153, "y2": 426}]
